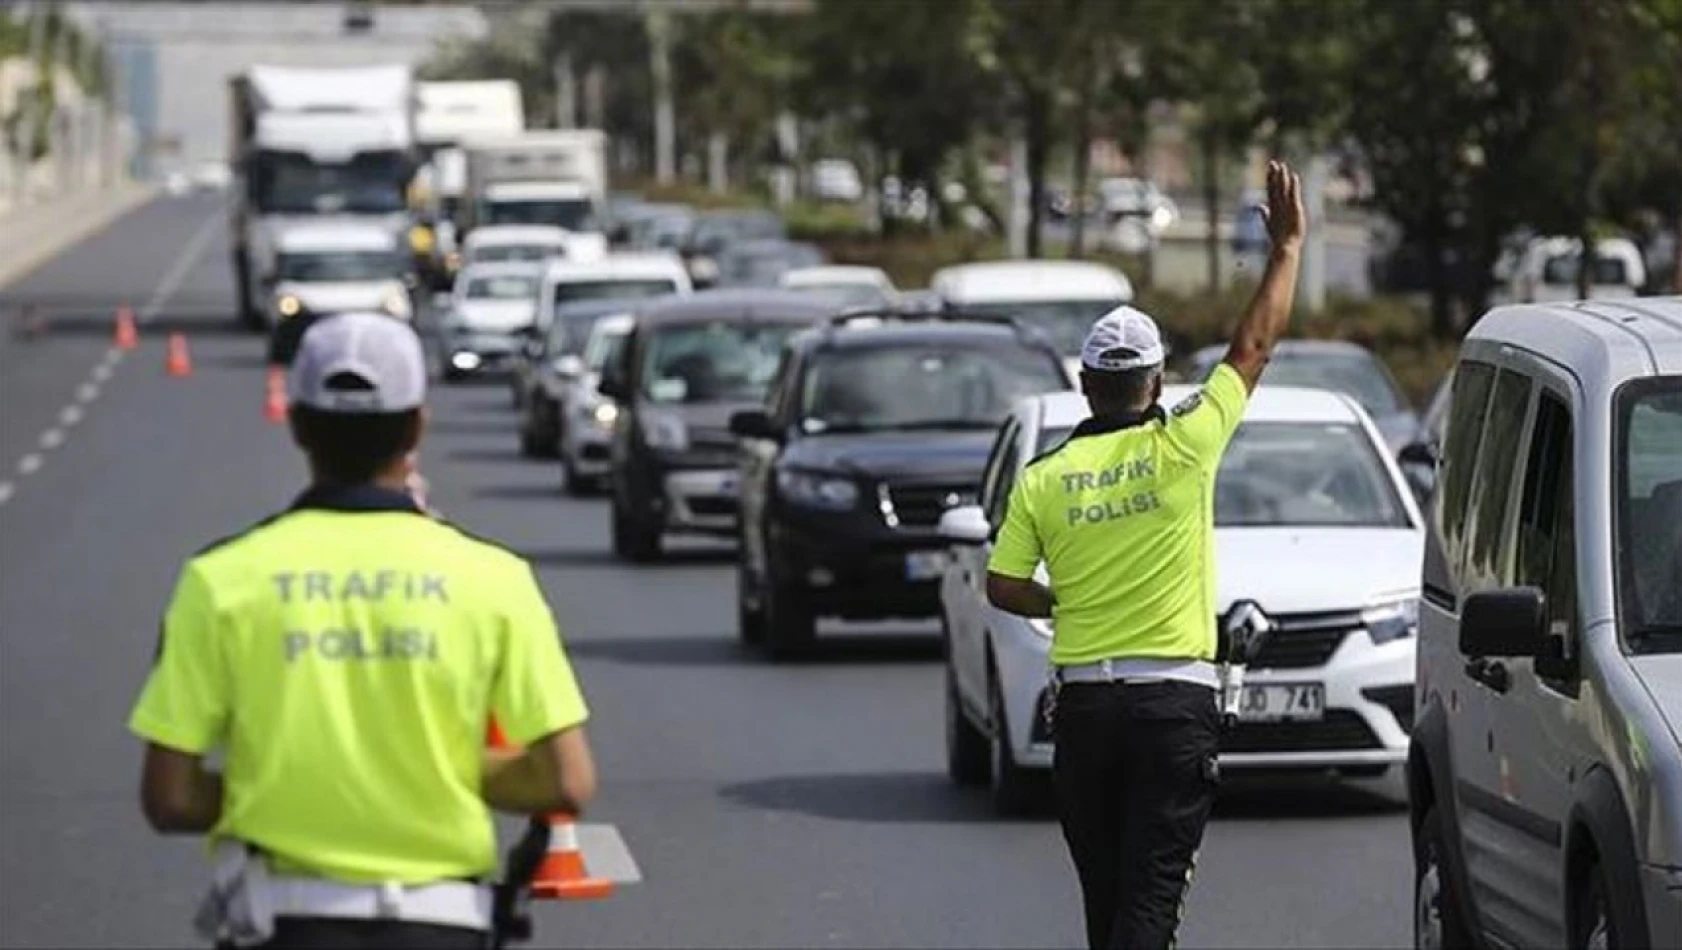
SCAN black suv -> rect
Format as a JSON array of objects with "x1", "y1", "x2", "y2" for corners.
[
  {"x1": 598, "y1": 289, "x2": 837, "y2": 562},
  {"x1": 730, "y1": 313, "x2": 1074, "y2": 656}
]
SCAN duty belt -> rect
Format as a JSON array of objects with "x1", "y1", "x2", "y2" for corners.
[{"x1": 1054, "y1": 657, "x2": 1219, "y2": 687}]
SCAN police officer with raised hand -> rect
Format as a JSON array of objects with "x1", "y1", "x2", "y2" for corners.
[
  {"x1": 128, "y1": 311, "x2": 597, "y2": 950},
  {"x1": 985, "y1": 161, "x2": 1305, "y2": 950}
]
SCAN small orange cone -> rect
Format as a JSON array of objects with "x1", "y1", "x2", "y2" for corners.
[
  {"x1": 264, "y1": 366, "x2": 287, "y2": 424},
  {"x1": 529, "y1": 812, "x2": 614, "y2": 900},
  {"x1": 165, "y1": 334, "x2": 192, "y2": 377},
  {"x1": 114, "y1": 305, "x2": 137, "y2": 350}
]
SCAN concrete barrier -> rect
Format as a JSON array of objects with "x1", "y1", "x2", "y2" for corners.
[{"x1": 0, "y1": 183, "x2": 160, "y2": 290}]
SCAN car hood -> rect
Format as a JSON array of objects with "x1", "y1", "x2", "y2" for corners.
[
  {"x1": 779, "y1": 430, "x2": 996, "y2": 480},
  {"x1": 279, "y1": 281, "x2": 399, "y2": 312},
  {"x1": 455, "y1": 300, "x2": 535, "y2": 332},
  {"x1": 1631, "y1": 654, "x2": 1682, "y2": 748},
  {"x1": 1212, "y1": 527, "x2": 1424, "y2": 614}
]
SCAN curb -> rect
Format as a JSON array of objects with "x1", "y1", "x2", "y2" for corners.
[{"x1": 0, "y1": 184, "x2": 162, "y2": 291}]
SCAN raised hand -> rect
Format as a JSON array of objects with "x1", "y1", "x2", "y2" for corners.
[{"x1": 1259, "y1": 160, "x2": 1306, "y2": 249}]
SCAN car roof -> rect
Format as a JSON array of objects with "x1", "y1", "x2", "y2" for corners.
[
  {"x1": 801, "y1": 318, "x2": 1041, "y2": 351},
  {"x1": 457, "y1": 260, "x2": 544, "y2": 279},
  {"x1": 633, "y1": 288, "x2": 836, "y2": 325},
  {"x1": 1030, "y1": 383, "x2": 1366, "y2": 433},
  {"x1": 542, "y1": 252, "x2": 688, "y2": 282},
  {"x1": 1465, "y1": 297, "x2": 1682, "y2": 378},
  {"x1": 465, "y1": 225, "x2": 569, "y2": 246},
  {"x1": 931, "y1": 259, "x2": 1132, "y2": 303},
  {"x1": 275, "y1": 221, "x2": 396, "y2": 252},
  {"x1": 781, "y1": 265, "x2": 890, "y2": 287}
]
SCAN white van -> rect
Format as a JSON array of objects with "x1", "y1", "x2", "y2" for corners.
[
  {"x1": 1508, "y1": 236, "x2": 1647, "y2": 304},
  {"x1": 1410, "y1": 297, "x2": 1682, "y2": 950},
  {"x1": 268, "y1": 221, "x2": 411, "y2": 330},
  {"x1": 534, "y1": 252, "x2": 693, "y2": 341},
  {"x1": 459, "y1": 224, "x2": 607, "y2": 270},
  {"x1": 931, "y1": 260, "x2": 1134, "y2": 379}
]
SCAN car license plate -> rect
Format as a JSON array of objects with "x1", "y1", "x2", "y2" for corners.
[
  {"x1": 905, "y1": 550, "x2": 950, "y2": 580},
  {"x1": 1238, "y1": 683, "x2": 1325, "y2": 722}
]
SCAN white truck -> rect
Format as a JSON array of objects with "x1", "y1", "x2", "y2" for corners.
[
  {"x1": 461, "y1": 130, "x2": 608, "y2": 239},
  {"x1": 227, "y1": 64, "x2": 417, "y2": 330},
  {"x1": 413, "y1": 80, "x2": 525, "y2": 288}
]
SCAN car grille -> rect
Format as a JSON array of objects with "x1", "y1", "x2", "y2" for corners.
[
  {"x1": 1248, "y1": 609, "x2": 1363, "y2": 669},
  {"x1": 880, "y1": 481, "x2": 977, "y2": 528},
  {"x1": 688, "y1": 496, "x2": 738, "y2": 518},
  {"x1": 1220, "y1": 710, "x2": 1381, "y2": 753}
]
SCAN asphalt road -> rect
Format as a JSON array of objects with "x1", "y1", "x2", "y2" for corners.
[{"x1": 0, "y1": 193, "x2": 1413, "y2": 949}]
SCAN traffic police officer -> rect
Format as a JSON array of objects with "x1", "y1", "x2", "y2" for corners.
[
  {"x1": 985, "y1": 161, "x2": 1305, "y2": 950},
  {"x1": 129, "y1": 312, "x2": 598, "y2": 949}
]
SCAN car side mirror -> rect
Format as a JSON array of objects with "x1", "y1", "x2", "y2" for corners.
[
  {"x1": 729, "y1": 409, "x2": 781, "y2": 442},
  {"x1": 1398, "y1": 440, "x2": 1438, "y2": 468},
  {"x1": 936, "y1": 504, "x2": 990, "y2": 545},
  {"x1": 552, "y1": 354, "x2": 585, "y2": 379},
  {"x1": 1459, "y1": 587, "x2": 1548, "y2": 658}
]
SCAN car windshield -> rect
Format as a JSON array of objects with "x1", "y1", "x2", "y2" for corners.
[
  {"x1": 793, "y1": 284, "x2": 892, "y2": 308},
  {"x1": 951, "y1": 299, "x2": 1125, "y2": 354},
  {"x1": 254, "y1": 152, "x2": 407, "y2": 215},
  {"x1": 799, "y1": 343, "x2": 1068, "y2": 433},
  {"x1": 276, "y1": 251, "x2": 401, "y2": 282},
  {"x1": 471, "y1": 244, "x2": 559, "y2": 264},
  {"x1": 547, "y1": 300, "x2": 636, "y2": 354},
  {"x1": 484, "y1": 198, "x2": 597, "y2": 231},
  {"x1": 464, "y1": 275, "x2": 538, "y2": 300},
  {"x1": 1203, "y1": 350, "x2": 1405, "y2": 417},
  {"x1": 1618, "y1": 378, "x2": 1682, "y2": 652},
  {"x1": 551, "y1": 279, "x2": 676, "y2": 320},
  {"x1": 584, "y1": 326, "x2": 630, "y2": 372},
  {"x1": 1543, "y1": 253, "x2": 1630, "y2": 286},
  {"x1": 1214, "y1": 422, "x2": 1410, "y2": 527},
  {"x1": 641, "y1": 321, "x2": 800, "y2": 404}
]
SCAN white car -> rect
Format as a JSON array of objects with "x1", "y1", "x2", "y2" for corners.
[
  {"x1": 939, "y1": 385, "x2": 1426, "y2": 813},
  {"x1": 534, "y1": 252, "x2": 692, "y2": 335},
  {"x1": 778, "y1": 265, "x2": 897, "y2": 308},
  {"x1": 556, "y1": 313, "x2": 635, "y2": 492},
  {"x1": 931, "y1": 260, "x2": 1134, "y2": 380},
  {"x1": 1506, "y1": 235, "x2": 1646, "y2": 303},
  {"x1": 268, "y1": 221, "x2": 412, "y2": 331},
  {"x1": 440, "y1": 261, "x2": 543, "y2": 381},
  {"x1": 459, "y1": 224, "x2": 607, "y2": 270}
]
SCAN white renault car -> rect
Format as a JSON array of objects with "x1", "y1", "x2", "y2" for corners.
[
  {"x1": 440, "y1": 261, "x2": 542, "y2": 381},
  {"x1": 939, "y1": 385, "x2": 1427, "y2": 812}
]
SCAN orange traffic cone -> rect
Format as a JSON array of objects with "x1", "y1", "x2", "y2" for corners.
[
  {"x1": 165, "y1": 334, "x2": 192, "y2": 377},
  {"x1": 113, "y1": 305, "x2": 137, "y2": 350},
  {"x1": 264, "y1": 367, "x2": 287, "y2": 424},
  {"x1": 529, "y1": 812, "x2": 613, "y2": 900}
]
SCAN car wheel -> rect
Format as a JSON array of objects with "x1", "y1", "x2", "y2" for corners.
[
  {"x1": 764, "y1": 580, "x2": 814, "y2": 660},
  {"x1": 562, "y1": 452, "x2": 590, "y2": 496},
  {"x1": 736, "y1": 546, "x2": 766, "y2": 646},
  {"x1": 611, "y1": 495, "x2": 661, "y2": 563},
  {"x1": 1414, "y1": 804, "x2": 1474, "y2": 950},
  {"x1": 988, "y1": 669, "x2": 1037, "y2": 815},
  {"x1": 945, "y1": 658, "x2": 989, "y2": 786},
  {"x1": 1574, "y1": 862, "x2": 1615, "y2": 950}
]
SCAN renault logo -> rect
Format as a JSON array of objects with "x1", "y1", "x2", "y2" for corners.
[{"x1": 1222, "y1": 600, "x2": 1274, "y2": 637}]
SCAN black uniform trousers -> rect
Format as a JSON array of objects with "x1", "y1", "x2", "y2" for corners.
[
  {"x1": 1052, "y1": 679, "x2": 1222, "y2": 950},
  {"x1": 227, "y1": 917, "x2": 489, "y2": 949}
]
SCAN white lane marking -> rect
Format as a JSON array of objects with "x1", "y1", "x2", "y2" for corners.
[
  {"x1": 0, "y1": 206, "x2": 221, "y2": 512},
  {"x1": 577, "y1": 824, "x2": 643, "y2": 884},
  {"x1": 138, "y1": 208, "x2": 223, "y2": 322}
]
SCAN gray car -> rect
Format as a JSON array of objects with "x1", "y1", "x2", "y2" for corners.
[
  {"x1": 1191, "y1": 339, "x2": 1420, "y2": 451},
  {"x1": 1410, "y1": 297, "x2": 1682, "y2": 950}
]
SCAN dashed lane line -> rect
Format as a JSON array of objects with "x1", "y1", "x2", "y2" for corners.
[{"x1": 0, "y1": 207, "x2": 222, "y2": 511}]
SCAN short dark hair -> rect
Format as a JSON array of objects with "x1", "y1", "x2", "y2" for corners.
[
  {"x1": 1082, "y1": 365, "x2": 1160, "y2": 408},
  {"x1": 288, "y1": 371, "x2": 420, "y2": 483}
]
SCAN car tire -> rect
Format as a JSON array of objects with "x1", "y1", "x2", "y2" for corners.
[
  {"x1": 764, "y1": 580, "x2": 814, "y2": 660},
  {"x1": 1573, "y1": 862, "x2": 1616, "y2": 950},
  {"x1": 988, "y1": 670, "x2": 1038, "y2": 816},
  {"x1": 736, "y1": 551, "x2": 766, "y2": 646},
  {"x1": 945, "y1": 660, "x2": 989, "y2": 787},
  {"x1": 1414, "y1": 804, "x2": 1475, "y2": 950},
  {"x1": 562, "y1": 454, "x2": 591, "y2": 497},
  {"x1": 611, "y1": 496, "x2": 661, "y2": 563}
]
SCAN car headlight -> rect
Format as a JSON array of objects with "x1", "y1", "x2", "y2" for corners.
[
  {"x1": 381, "y1": 288, "x2": 411, "y2": 318},
  {"x1": 275, "y1": 294, "x2": 302, "y2": 319},
  {"x1": 1363, "y1": 595, "x2": 1420, "y2": 645},
  {"x1": 592, "y1": 401, "x2": 618, "y2": 428},
  {"x1": 776, "y1": 469, "x2": 858, "y2": 510},
  {"x1": 641, "y1": 411, "x2": 688, "y2": 451}
]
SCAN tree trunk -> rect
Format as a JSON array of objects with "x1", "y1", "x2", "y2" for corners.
[
  {"x1": 1069, "y1": 54, "x2": 1097, "y2": 259},
  {"x1": 1424, "y1": 217, "x2": 1454, "y2": 338},
  {"x1": 1202, "y1": 125, "x2": 1221, "y2": 294},
  {"x1": 1024, "y1": 89, "x2": 1051, "y2": 259}
]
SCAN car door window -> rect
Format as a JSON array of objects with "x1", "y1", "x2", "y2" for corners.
[
  {"x1": 1436, "y1": 361, "x2": 1496, "y2": 576},
  {"x1": 978, "y1": 419, "x2": 1018, "y2": 522},
  {"x1": 1514, "y1": 391, "x2": 1577, "y2": 686},
  {"x1": 1462, "y1": 369, "x2": 1532, "y2": 590},
  {"x1": 985, "y1": 423, "x2": 1023, "y2": 530}
]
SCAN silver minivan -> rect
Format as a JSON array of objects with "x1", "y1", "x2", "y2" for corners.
[{"x1": 1410, "y1": 297, "x2": 1681, "y2": 950}]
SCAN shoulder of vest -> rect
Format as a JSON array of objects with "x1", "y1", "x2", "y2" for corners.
[
  {"x1": 432, "y1": 517, "x2": 527, "y2": 565},
  {"x1": 1025, "y1": 439, "x2": 1071, "y2": 470},
  {"x1": 190, "y1": 510, "x2": 294, "y2": 560}
]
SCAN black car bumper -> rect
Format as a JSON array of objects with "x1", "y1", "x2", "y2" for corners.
[{"x1": 767, "y1": 512, "x2": 952, "y2": 621}]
